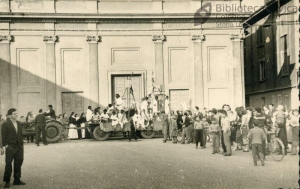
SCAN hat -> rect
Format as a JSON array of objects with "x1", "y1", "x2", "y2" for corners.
[{"x1": 276, "y1": 105, "x2": 284, "y2": 111}]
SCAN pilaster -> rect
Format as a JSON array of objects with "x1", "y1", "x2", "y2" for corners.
[
  {"x1": 0, "y1": 35, "x2": 12, "y2": 114},
  {"x1": 230, "y1": 33, "x2": 245, "y2": 107},
  {"x1": 192, "y1": 34, "x2": 205, "y2": 108},
  {"x1": 152, "y1": 35, "x2": 166, "y2": 92},
  {"x1": 44, "y1": 35, "x2": 57, "y2": 108},
  {"x1": 87, "y1": 35, "x2": 101, "y2": 108}
]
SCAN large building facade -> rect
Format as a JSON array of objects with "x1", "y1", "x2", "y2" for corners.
[
  {"x1": 243, "y1": 0, "x2": 299, "y2": 110},
  {"x1": 0, "y1": 0, "x2": 258, "y2": 116}
]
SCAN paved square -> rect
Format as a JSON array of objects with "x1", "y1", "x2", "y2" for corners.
[{"x1": 0, "y1": 138, "x2": 298, "y2": 189}]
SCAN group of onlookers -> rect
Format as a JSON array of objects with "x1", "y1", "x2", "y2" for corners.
[{"x1": 160, "y1": 103, "x2": 299, "y2": 166}]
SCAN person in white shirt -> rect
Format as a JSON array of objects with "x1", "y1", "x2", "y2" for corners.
[
  {"x1": 152, "y1": 95, "x2": 158, "y2": 114},
  {"x1": 100, "y1": 109, "x2": 110, "y2": 123},
  {"x1": 220, "y1": 110, "x2": 232, "y2": 156},
  {"x1": 110, "y1": 111, "x2": 118, "y2": 128},
  {"x1": 141, "y1": 97, "x2": 149, "y2": 122},
  {"x1": 115, "y1": 94, "x2": 124, "y2": 111},
  {"x1": 132, "y1": 111, "x2": 140, "y2": 128},
  {"x1": 69, "y1": 113, "x2": 78, "y2": 139},
  {"x1": 165, "y1": 96, "x2": 170, "y2": 113},
  {"x1": 86, "y1": 106, "x2": 94, "y2": 122}
]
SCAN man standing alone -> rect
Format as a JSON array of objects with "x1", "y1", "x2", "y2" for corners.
[
  {"x1": 35, "y1": 109, "x2": 48, "y2": 146},
  {"x1": 1, "y1": 108, "x2": 26, "y2": 188}
]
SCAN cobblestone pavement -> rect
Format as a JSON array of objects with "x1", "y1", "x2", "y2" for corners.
[{"x1": 0, "y1": 137, "x2": 298, "y2": 189}]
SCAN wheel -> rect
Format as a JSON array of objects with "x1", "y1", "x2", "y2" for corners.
[
  {"x1": 270, "y1": 138, "x2": 285, "y2": 162},
  {"x1": 93, "y1": 126, "x2": 110, "y2": 141},
  {"x1": 141, "y1": 129, "x2": 155, "y2": 139},
  {"x1": 46, "y1": 122, "x2": 63, "y2": 143}
]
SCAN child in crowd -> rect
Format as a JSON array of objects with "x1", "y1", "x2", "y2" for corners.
[
  {"x1": 209, "y1": 117, "x2": 220, "y2": 154},
  {"x1": 201, "y1": 117, "x2": 209, "y2": 148},
  {"x1": 247, "y1": 120, "x2": 266, "y2": 166},
  {"x1": 100, "y1": 109, "x2": 109, "y2": 123},
  {"x1": 111, "y1": 111, "x2": 118, "y2": 128}
]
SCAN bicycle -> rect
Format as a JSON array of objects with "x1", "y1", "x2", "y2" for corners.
[{"x1": 266, "y1": 131, "x2": 285, "y2": 162}]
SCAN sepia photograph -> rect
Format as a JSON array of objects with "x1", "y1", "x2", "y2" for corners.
[{"x1": 0, "y1": 0, "x2": 299, "y2": 188}]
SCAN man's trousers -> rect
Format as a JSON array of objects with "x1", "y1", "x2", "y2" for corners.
[
  {"x1": 36, "y1": 124, "x2": 47, "y2": 145},
  {"x1": 3, "y1": 145, "x2": 24, "y2": 182},
  {"x1": 224, "y1": 131, "x2": 232, "y2": 155},
  {"x1": 252, "y1": 144, "x2": 264, "y2": 165}
]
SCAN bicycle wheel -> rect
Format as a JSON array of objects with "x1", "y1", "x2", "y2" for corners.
[{"x1": 270, "y1": 138, "x2": 285, "y2": 162}]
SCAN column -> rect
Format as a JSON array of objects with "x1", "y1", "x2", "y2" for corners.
[
  {"x1": 43, "y1": 36, "x2": 57, "y2": 107},
  {"x1": 152, "y1": 35, "x2": 166, "y2": 91},
  {"x1": 231, "y1": 34, "x2": 245, "y2": 107},
  {"x1": 86, "y1": 36, "x2": 100, "y2": 108},
  {"x1": 192, "y1": 35, "x2": 205, "y2": 108},
  {"x1": 0, "y1": 35, "x2": 12, "y2": 114}
]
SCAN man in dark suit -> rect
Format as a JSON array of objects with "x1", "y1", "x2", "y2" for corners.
[
  {"x1": 35, "y1": 109, "x2": 48, "y2": 146},
  {"x1": 128, "y1": 115, "x2": 137, "y2": 142},
  {"x1": 1, "y1": 108, "x2": 26, "y2": 188},
  {"x1": 181, "y1": 112, "x2": 192, "y2": 144},
  {"x1": 44, "y1": 105, "x2": 56, "y2": 120}
]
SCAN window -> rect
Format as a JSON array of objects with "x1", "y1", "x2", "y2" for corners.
[
  {"x1": 261, "y1": 97, "x2": 265, "y2": 107},
  {"x1": 259, "y1": 60, "x2": 266, "y2": 81},
  {"x1": 257, "y1": 27, "x2": 264, "y2": 47},
  {"x1": 279, "y1": 35, "x2": 289, "y2": 76}
]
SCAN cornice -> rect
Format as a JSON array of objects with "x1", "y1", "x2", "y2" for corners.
[{"x1": 0, "y1": 12, "x2": 251, "y2": 23}]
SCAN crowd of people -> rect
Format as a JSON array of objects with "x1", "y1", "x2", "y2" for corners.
[
  {"x1": 0, "y1": 94, "x2": 299, "y2": 165},
  {"x1": 0, "y1": 94, "x2": 299, "y2": 188},
  {"x1": 160, "y1": 103, "x2": 299, "y2": 166}
]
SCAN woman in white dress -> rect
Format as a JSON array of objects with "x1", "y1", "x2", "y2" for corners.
[
  {"x1": 111, "y1": 111, "x2": 118, "y2": 128},
  {"x1": 68, "y1": 112, "x2": 78, "y2": 139},
  {"x1": 79, "y1": 113, "x2": 86, "y2": 139}
]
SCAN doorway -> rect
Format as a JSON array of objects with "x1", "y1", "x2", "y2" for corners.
[
  {"x1": 62, "y1": 92, "x2": 84, "y2": 116},
  {"x1": 111, "y1": 75, "x2": 142, "y2": 109}
]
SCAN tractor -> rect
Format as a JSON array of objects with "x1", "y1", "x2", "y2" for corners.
[{"x1": 22, "y1": 119, "x2": 68, "y2": 143}]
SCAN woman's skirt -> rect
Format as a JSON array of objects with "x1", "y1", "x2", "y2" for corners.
[
  {"x1": 69, "y1": 124, "x2": 78, "y2": 139},
  {"x1": 230, "y1": 129, "x2": 236, "y2": 142},
  {"x1": 235, "y1": 128, "x2": 243, "y2": 144},
  {"x1": 81, "y1": 123, "x2": 85, "y2": 139}
]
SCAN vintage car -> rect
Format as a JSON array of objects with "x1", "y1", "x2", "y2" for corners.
[{"x1": 85, "y1": 112, "x2": 163, "y2": 141}]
